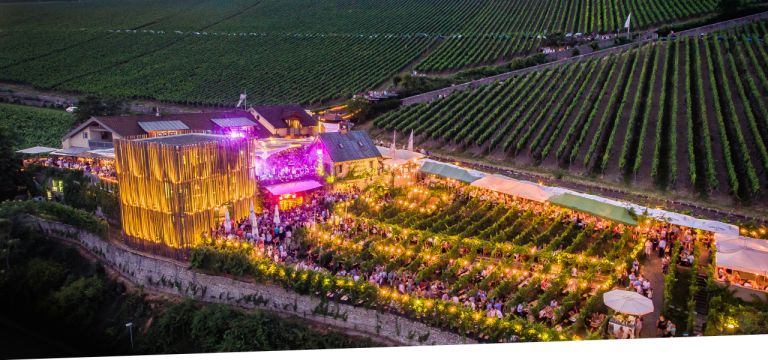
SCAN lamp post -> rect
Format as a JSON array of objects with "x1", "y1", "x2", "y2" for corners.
[{"x1": 126, "y1": 323, "x2": 133, "y2": 349}]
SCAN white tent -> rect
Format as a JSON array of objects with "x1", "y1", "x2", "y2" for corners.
[
  {"x1": 470, "y1": 175, "x2": 552, "y2": 202},
  {"x1": 16, "y1": 146, "x2": 60, "y2": 154},
  {"x1": 568, "y1": 193, "x2": 739, "y2": 235},
  {"x1": 715, "y1": 233, "x2": 768, "y2": 275},
  {"x1": 603, "y1": 290, "x2": 654, "y2": 315},
  {"x1": 376, "y1": 146, "x2": 425, "y2": 161}
]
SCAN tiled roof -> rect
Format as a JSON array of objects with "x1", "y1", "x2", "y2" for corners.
[
  {"x1": 250, "y1": 103, "x2": 316, "y2": 129},
  {"x1": 318, "y1": 131, "x2": 382, "y2": 162},
  {"x1": 137, "y1": 120, "x2": 189, "y2": 132},
  {"x1": 62, "y1": 110, "x2": 271, "y2": 141}
]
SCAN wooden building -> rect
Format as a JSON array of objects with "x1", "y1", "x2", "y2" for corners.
[{"x1": 114, "y1": 133, "x2": 259, "y2": 260}]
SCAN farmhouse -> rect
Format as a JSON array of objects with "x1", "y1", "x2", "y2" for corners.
[
  {"x1": 307, "y1": 131, "x2": 382, "y2": 179},
  {"x1": 248, "y1": 103, "x2": 319, "y2": 138},
  {"x1": 60, "y1": 109, "x2": 272, "y2": 152}
]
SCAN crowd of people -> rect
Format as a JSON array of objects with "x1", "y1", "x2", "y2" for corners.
[
  {"x1": 198, "y1": 162, "x2": 721, "y2": 339},
  {"x1": 205, "y1": 187, "x2": 362, "y2": 267},
  {"x1": 26, "y1": 157, "x2": 119, "y2": 182},
  {"x1": 257, "y1": 147, "x2": 317, "y2": 186}
]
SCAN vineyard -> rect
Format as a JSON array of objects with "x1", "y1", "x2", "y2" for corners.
[
  {"x1": 0, "y1": 0, "x2": 754, "y2": 105},
  {"x1": 374, "y1": 18, "x2": 768, "y2": 203},
  {"x1": 0, "y1": 103, "x2": 73, "y2": 150},
  {"x1": 194, "y1": 184, "x2": 646, "y2": 342}
]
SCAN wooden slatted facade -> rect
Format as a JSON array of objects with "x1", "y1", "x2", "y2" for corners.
[{"x1": 114, "y1": 134, "x2": 259, "y2": 260}]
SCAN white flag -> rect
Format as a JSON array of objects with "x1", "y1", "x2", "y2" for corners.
[
  {"x1": 407, "y1": 130, "x2": 414, "y2": 153},
  {"x1": 236, "y1": 93, "x2": 247, "y2": 108},
  {"x1": 624, "y1": 13, "x2": 631, "y2": 28}
]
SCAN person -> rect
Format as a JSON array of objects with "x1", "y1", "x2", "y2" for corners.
[
  {"x1": 665, "y1": 321, "x2": 676, "y2": 337},
  {"x1": 635, "y1": 318, "x2": 643, "y2": 338},
  {"x1": 645, "y1": 239, "x2": 652, "y2": 256},
  {"x1": 656, "y1": 316, "x2": 666, "y2": 337},
  {"x1": 658, "y1": 238, "x2": 667, "y2": 258}
]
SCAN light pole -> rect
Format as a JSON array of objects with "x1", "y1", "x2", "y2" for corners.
[{"x1": 126, "y1": 323, "x2": 133, "y2": 349}]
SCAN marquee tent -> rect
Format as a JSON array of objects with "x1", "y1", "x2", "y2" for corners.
[
  {"x1": 470, "y1": 175, "x2": 552, "y2": 202},
  {"x1": 376, "y1": 146, "x2": 425, "y2": 161},
  {"x1": 715, "y1": 233, "x2": 768, "y2": 275},
  {"x1": 264, "y1": 180, "x2": 323, "y2": 196},
  {"x1": 16, "y1": 146, "x2": 59, "y2": 154},
  {"x1": 570, "y1": 193, "x2": 739, "y2": 235},
  {"x1": 547, "y1": 193, "x2": 638, "y2": 226},
  {"x1": 419, "y1": 160, "x2": 487, "y2": 183}
]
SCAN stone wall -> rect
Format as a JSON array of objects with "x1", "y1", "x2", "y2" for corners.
[
  {"x1": 35, "y1": 219, "x2": 475, "y2": 347},
  {"x1": 400, "y1": 11, "x2": 768, "y2": 107}
]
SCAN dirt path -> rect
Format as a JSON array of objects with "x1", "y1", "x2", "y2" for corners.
[{"x1": 639, "y1": 249, "x2": 667, "y2": 338}]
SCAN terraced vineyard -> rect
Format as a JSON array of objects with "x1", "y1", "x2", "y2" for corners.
[
  {"x1": 0, "y1": 0, "x2": 744, "y2": 105},
  {"x1": 375, "y1": 18, "x2": 768, "y2": 203},
  {"x1": 301, "y1": 185, "x2": 644, "y2": 341}
]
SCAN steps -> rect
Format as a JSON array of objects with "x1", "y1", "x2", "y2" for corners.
[
  {"x1": 692, "y1": 273, "x2": 709, "y2": 335},
  {"x1": 693, "y1": 274, "x2": 709, "y2": 314}
]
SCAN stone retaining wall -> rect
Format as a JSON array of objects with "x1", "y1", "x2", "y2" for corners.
[
  {"x1": 35, "y1": 219, "x2": 475, "y2": 347},
  {"x1": 401, "y1": 11, "x2": 768, "y2": 106}
]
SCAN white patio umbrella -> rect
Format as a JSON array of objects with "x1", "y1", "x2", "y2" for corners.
[
  {"x1": 224, "y1": 208, "x2": 231, "y2": 232},
  {"x1": 603, "y1": 290, "x2": 654, "y2": 316},
  {"x1": 273, "y1": 204, "x2": 280, "y2": 224}
]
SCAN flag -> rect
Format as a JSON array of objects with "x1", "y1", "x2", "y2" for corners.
[
  {"x1": 236, "y1": 93, "x2": 247, "y2": 108},
  {"x1": 390, "y1": 132, "x2": 396, "y2": 158},
  {"x1": 624, "y1": 13, "x2": 631, "y2": 28},
  {"x1": 408, "y1": 130, "x2": 414, "y2": 153}
]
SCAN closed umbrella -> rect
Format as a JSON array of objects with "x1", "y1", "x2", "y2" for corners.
[
  {"x1": 274, "y1": 204, "x2": 280, "y2": 224},
  {"x1": 603, "y1": 290, "x2": 654, "y2": 316},
  {"x1": 224, "y1": 209, "x2": 231, "y2": 232}
]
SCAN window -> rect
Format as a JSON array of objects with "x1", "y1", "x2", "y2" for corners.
[
  {"x1": 337, "y1": 165, "x2": 343, "y2": 174},
  {"x1": 157, "y1": 131, "x2": 167, "y2": 137},
  {"x1": 339, "y1": 144, "x2": 344, "y2": 149},
  {"x1": 168, "y1": 131, "x2": 177, "y2": 135},
  {"x1": 358, "y1": 141, "x2": 364, "y2": 147},
  {"x1": 83, "y1": 132, "x2": 88, "y2": 139},
  {"x1": 370, "y1": 161, "x2": 373, "y2": 168}
]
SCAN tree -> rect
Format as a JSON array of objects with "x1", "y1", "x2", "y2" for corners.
[
  {"x1": 345, "y1": 98, "x2": 370, "y2": 121},
  {"x1": 0, "y1": 126, "x2": 22, "y2": 193},
  {"x1": 717, "y1": 0, "x2": 743, "y2": 16},
  {"x1": 72, "y1": 95, "x2": 126, "y2": 124}
]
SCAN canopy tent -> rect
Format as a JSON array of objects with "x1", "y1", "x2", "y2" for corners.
[
  {"x1": 575, "y1": 193, "x2": 739, "y2": 235},
  {"x1": 470, "y1": 175, "x2": 552, "y2": 202},
  {"x1": 419, "y1": 160, "x2": 487, "y2": 183},
  {"x1": 715, "y1": 233, "x2": 768, "y2": 275},
  {"x1": 16, "y1": 146, "x2": 59, "y2": 154},
  {"x1": 264, "y1": 180, "x2": 323, "y2": 196},
  {"x1": 547, "y1": 193, "x2": 638, "y2": 226},
  {"x1": 49, "y1": 147, "x2": 91, "y2": 157},
  {"x1": 375, "y1": 146, "x2": 425, "y2": 161},
  {"x1": 382, "y1": 158, "x2": 409, "y2": 166},
  {"x1": 603, "y1": 290, "x2": 654, "y2": 315}
]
